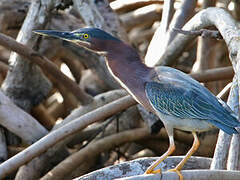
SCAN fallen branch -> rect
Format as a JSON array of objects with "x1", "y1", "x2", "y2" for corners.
[{"x1": 226, "y1": 77, "x2": 239, "y2": 170}]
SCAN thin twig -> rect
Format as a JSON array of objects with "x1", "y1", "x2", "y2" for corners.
[
  {"x1": 173, "y1": 28, "x2": 223, "y2": 39},
  {"x1": 80, "y1": 114, "x2": 117, "y2": 149}
]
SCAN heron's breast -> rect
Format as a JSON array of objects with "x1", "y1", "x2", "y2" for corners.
[{"x1": 155, "y1": 111, "x2": 215, "y2": 132}]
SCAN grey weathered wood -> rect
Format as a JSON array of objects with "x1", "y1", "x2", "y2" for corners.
[
  {"x1": 116, "y1": 170, "x2": 240, "y2": 180},
  {"x1": 211, "y1": 67, "x2": 238, "y2": 170},
  {"x1": 77, "y1": 156, "x2": 212, "y2": 180},
  {"x1": 0, "y1": 90, "x2": 48, "y2": 144},
  {"x1": 144, "y1": 0, "x2": 174, "y2": 66},
  {"x1": 227, "y1": 77, "x2": 240, "y2": 170}
]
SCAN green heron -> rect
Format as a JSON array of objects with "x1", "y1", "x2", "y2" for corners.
[{"x1": 34, "y1": 28, "x2": 240, "y2": 180}]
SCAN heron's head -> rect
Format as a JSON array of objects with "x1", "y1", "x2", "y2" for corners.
[{"x1": 34, "y1": 28, "x2": 122, "y2": 54}]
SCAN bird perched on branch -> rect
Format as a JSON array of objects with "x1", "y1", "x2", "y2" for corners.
[{"x1": 34, "y1": 28, "x2": 240, "y2": 180}]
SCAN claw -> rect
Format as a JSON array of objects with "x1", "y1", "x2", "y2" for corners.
[
  {"x1": 144, "y1": 139, "x2": 176, "y2": 175},
  {"x1": 167, "y1": 168, "x2": 183, "y2": 180},
  {"x1": 151, "y1": 169, "x2": 161, "y2": 174}
]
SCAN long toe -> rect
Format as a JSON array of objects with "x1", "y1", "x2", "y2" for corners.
[
  {"x1": 168, "y1": 168, "x2": 183, "y2": 180},
  {"x1": 145, "y1": 168, "x2": 161, "y2": 174}
]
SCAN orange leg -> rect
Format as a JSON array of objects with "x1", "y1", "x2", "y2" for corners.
[
  {"x1": 145, "y1": 135, "x2": 175, "y2": 174},
  {"x1": 168, "y1": 131, "x2": 200, "y2": 180}
]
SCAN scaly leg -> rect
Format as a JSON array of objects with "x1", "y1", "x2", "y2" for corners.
[
  {"x1": 145, "y1": 135, "x2": 175, "y2": 174},
  {"x1": 168, "y1": 131, "x2": 200, "y2": 180}
]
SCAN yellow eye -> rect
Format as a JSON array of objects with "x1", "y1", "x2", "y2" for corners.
[{"x1": 83, "y1": 34, "x2": 89, "y2": 39}]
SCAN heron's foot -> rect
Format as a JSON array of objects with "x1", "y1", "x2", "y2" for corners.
[
  {"x1": 145, "y1": 168, "x2": 161, "y2": 174},
  {"x1": 167, "y1": 168, "x2": 183, "y2": 180}
]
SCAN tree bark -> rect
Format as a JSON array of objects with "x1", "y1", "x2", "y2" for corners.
[{"x1": 1, "y1": 0, "x2": 53, "y2": 112}]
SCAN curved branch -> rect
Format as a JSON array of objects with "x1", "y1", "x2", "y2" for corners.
[
  {"x1": 76, "y1": 156, "x2": 212, "y2": 180},
  {"x1": 157, "y1": 7, "x2": 240, "y2": 66}
]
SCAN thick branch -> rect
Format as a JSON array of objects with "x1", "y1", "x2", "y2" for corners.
[
  {"x1": 117, "y1": 170, "x2": 240, "y2": 180},
  {"x1": 76, "y1": 156, "x2": 212, "y2": 180}
]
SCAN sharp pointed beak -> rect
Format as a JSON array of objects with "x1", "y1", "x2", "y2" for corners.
[
  {"x1": 33, "y1": 29, "x2": 91, "y2": 47},
  {"x1": 33, "y1": 30, "x2": 75, "y2": 41}
]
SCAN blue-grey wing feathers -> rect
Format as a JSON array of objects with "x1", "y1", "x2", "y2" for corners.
[{"x1": 145, "y1": 81, "x2": 240, "y2": 135}]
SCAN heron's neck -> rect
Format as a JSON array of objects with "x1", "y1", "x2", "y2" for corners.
[
  {"x1": 105, "y1": 43, "x2": 152, "y2": 83},
  {"x1": 105, "y1": 42, "x2": 155, "y2": 111}
]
